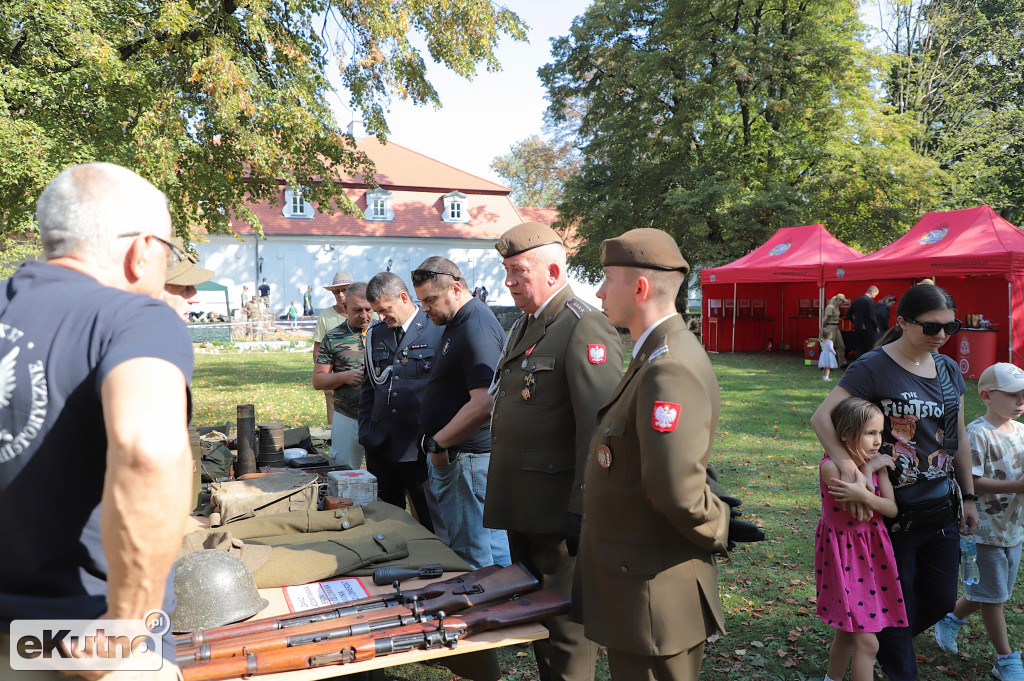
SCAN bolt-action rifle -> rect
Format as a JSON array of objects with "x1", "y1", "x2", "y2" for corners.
[
  {"x1": 180, "y1": 589, "x2": 569, "y2": 681},
  {"x1": 174, "y1": 563, "x2": 505, "y2": 647},
  {"x1": 176, "y1": 562, "x2": 537, "y2": 665}
]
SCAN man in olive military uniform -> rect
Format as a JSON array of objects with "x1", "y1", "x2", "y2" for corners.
[
  {"x1": 313, "y1": 282, "x2": 372, "y2": 470},
  {"x1": 359, "y1": 271, "x2": 445, "y2": 536},
  {"x1": 485, "y1": 222, "x2": 622, "y2": 681},
  {"x1": 579, "y1": 229, "x2": 730, "y2": 681}
]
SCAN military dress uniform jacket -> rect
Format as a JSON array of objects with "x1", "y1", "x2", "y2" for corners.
[
  {"x1": 577, "y1": 314, "x2": 730, "y2": 657},
  {"x1": 484, "y1": 286, "x2": 623, "y2": 535},
  {"x1": 358, "y1": 310, "x2": 443, "y2": 463}
]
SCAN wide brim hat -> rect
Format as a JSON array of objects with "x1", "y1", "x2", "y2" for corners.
[
  {"x1": 165, "y1": 237, "x2": 214, "y2": 286},
  {"x1": 324, "y1": 271, "x2": 355, "y2": 290}
]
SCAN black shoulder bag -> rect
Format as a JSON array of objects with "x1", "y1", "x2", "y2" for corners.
[{"x1": 886, "y1": 354, "x2": 962, "y2": 534}]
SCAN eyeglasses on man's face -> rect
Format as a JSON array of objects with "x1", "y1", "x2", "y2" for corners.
[
  {"x1": 905, "y1": 317, "x2": 963, "y2": 336},
  {"x1": 118, "y1": 232, "x2": 186, "y2": 270},
  {"x1": 411, "y1": 269, "x2": 460, "y2": 286}
]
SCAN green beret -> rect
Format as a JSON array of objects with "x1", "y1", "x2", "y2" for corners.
[
  {"x1": 495, "y1": 222, "x2": 563, "y2": 258},
  {"x1": 600, "y1": 228, "x2": 689, "y2": 274}
]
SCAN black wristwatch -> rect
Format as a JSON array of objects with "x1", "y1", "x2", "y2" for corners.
[
  {"x1": 962, "y1": 493, "x2": 979, "y2": 502},
  {"x1": 425, "y1": 436, "x2": 446, "y2": 454}
]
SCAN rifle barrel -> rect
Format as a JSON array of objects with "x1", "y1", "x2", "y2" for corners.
[
  {"x1": 174, "y1": 563, "x2": 504, "y2": 647},
  {"x1": 180, "y1": 589, "x2": 568, "y2": 681}
]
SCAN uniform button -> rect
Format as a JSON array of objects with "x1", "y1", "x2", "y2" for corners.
[
  {"x1": 581, "y1": 484, "x2": 586, "y2": 492},
  {"x1": 620, "y1": 566, "x2": 628, "y2": 573},
  {"x1": 586, "y1": 455, "x2": 591, "y2": 462},
  {"x1": 504, "y1": 368, "x2": 510, "y2": 375},
  {"x1": 492, "y1": 413, "x2": 498, "y2": 420},
  {"x1": 530, "y1": 365, "x2": 536, "y2": 370},
  {"x1": 375, "y1": 534, "x2": 385, "y2": 540},
  {"x1": 492, "y1": 436, "x2": 497, "y2": 443},
  {"x1": 391, "y1": 391, "x2": 398, "y2": 396},
  {"x1": 391, "y1": 409, "x2": 397, "y2": 414},
  {"x1": 341, "y1": 521, "x2": 350, "y2": 529},
  {"x1": 604, "y1": 427, "x2": 610, "y2": 434},
  {"x1": 547, "y1": 464, "x2": 554, "y2": 471},
  {"x1": 499, "y1": 391, "x2": 506, "y2": 397}
]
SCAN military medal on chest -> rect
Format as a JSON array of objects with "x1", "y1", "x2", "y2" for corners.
[
  {"x1": 596, "y1": 444, "x2": 613, "y2": 469},
  {"x1": 400, "y1": 347, "x2": 409, "y2": 366},
  {"x1": 520, "y1": 343, "x2": 538, "y2": 401}
]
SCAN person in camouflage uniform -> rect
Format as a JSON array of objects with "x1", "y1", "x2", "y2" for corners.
[{"x1": 313, "y1": 282, "x2": 373, "y2": 470}]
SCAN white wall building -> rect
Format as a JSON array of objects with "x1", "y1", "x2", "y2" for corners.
[{"x1": 191, "y1": 134, "x2": 598, "y2": 316}]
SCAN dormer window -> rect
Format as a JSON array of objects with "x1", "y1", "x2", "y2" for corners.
[
  {"x1": 364, "y1": 188, "x2": 394, "y2": 222},
  {"x1": 442, "y1": 191, "x2": 469, "y2": 224},
  {"x1": 282, "y1": 186, "x2": 314, "y2": 219}
]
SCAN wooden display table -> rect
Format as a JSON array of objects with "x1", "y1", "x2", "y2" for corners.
[
  {"x1": 223, "y1": 575, "x2": 547, "y2": 680},
  {"x1": 180, "y1": 513, "x2": 547, "y2": 680}
]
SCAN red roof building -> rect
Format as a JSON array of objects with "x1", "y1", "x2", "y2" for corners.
[{"x1": 192, "y1": 136, "x2": 593, "y2": 314}]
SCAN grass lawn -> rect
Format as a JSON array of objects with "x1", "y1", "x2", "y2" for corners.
[{"x1": 192, "y1": 348, "x2": 1013, "y2": 681}]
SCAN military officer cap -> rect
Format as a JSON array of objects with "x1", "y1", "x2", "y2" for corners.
[
  {"x1": 600, "y1": 228, "x2": 690, "y2": 275},
  {"x1": 495, "y1": 222, "x2": 563, "y2": 258}
]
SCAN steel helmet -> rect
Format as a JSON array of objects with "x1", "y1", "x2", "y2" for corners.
[{"x1": 169, "y1": 550, "x2": 269, "y2": 633}]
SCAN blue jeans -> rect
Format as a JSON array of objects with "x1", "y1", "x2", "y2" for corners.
[
  {"x1": 428, "y1": 451, "x2": 511, "y2": 569},
  {"x1": 876, "y1": 521, "x2": 959, "y2": 681}
]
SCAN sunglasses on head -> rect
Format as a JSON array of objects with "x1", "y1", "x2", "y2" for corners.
[
  {"x1": 905, "y1": 318, "x2": 963, "y2": 336},
  {"x1": 411, "y1": 269, "x2": 460, "y2": 286}
]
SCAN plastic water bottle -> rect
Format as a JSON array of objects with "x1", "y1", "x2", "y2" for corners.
[{"x1": 961, "y1": 535, "x2": 981, "y2": 585}]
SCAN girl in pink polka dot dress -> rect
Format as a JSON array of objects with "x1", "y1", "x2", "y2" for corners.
[{"x1": 815, "y1": 397, "x2": 907, "y2": 681}]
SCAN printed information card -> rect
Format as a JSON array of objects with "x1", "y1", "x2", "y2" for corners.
[{"x1": 283, "y1": 578, "x2": 370, "y2": 612}]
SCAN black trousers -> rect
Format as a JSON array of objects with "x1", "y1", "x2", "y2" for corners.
[
  {"x1": 876, "y1": 522, "x2": 959, "y2": 681},
  {"x1": 365, "y1": 454, "x2": 433, "y2": 534}
]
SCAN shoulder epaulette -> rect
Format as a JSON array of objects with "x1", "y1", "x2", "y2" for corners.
[{"x1": 565, "y1": 297, "x2": 594, "y2": 319}]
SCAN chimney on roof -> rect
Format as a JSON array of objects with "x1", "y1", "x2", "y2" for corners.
[{"x1": 347, "y1": 119, "x2": 366, "y2": 140}]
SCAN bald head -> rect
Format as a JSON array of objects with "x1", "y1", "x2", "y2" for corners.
[{"x1": 37, "y1": 162, "x2": 170, "y2": 264}]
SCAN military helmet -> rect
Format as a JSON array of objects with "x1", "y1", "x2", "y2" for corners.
[{"x1": 169, "y1": 550, "x2": 269, "y2": 633}]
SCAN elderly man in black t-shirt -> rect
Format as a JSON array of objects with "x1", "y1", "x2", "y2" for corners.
[
  {"x1": 413, "y1": 256, "x2": 511, "y2": 569},
  {"x1": 0, "y1": 163, "x2": 193, "y2": 679}
]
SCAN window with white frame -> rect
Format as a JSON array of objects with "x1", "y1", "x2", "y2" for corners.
[
  {"x1": 442, "y1": 191, "x2": 469, "y2": 224},
  {"x1": 282, "y1": 186, "x2": 314, "y2": 219},
  {"x1": 363, "y1": 188, "x2": 394, "y2": 222}
]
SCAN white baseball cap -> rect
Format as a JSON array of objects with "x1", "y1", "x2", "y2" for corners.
[{"x1": 979, "y1": 363, "x2": 1024, "y2": 394}]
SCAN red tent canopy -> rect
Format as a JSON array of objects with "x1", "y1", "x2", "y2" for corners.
[
  {"x1": 700, "y1": 224, "x2": 863, "y2": 352},
  {"x1": 837, "y1": 205, "x2": 1024, "y2": 281},
  {"x1": 829, "y1": 206, "x2": 1024, "y2": 369},
  {"x1": 703, "y1": 223, "x2": 864, "y2": 287}
]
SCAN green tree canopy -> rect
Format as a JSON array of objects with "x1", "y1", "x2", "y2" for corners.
[
  {"x1": 490, "y1": 134, "x2": 579, "y2": 207},
  {"x1": 0, "y1": 0, "x2": 526, "y2": 241},
  {"x1": 878, "y1": 0, "x2": 1024, "y2": 223},
  {"x1": 541, "y1": 0, "x2": 941, "y2": 279}
]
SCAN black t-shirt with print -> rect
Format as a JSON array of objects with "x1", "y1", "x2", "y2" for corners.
[{"x1": 838, "y1": 347, "x2": 966, "y2": 488}]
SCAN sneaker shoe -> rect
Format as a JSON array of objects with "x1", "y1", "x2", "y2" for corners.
[
  {"x1": 993, "y1": 652, "x2": 1024, "y2": 681},
  {"x1": 934, "y1": 614, "x2": 963, "y2": 654}
]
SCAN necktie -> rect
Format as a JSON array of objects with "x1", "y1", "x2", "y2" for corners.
[{"x1": 395, "y1": 327, "x2": 405, "y2": 347}]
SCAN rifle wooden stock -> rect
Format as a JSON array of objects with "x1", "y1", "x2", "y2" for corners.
[
  {"x1": 181, "y1": 589, "x2": 569, "y2": 681},
  {"x1": 176, "y1": 562, "x2": 538, "y2": 664},
  {"x1": 174, "y1": 563, "x2": 504, "y2": 647}
]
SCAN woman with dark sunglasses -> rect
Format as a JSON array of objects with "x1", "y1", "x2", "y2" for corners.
[{"x1": 811, "y1": 283, "x2": 979, "y2": 681}]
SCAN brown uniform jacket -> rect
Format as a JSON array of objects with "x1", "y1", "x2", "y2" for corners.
[
  {"x1": 577, "y1": 314, "x2": 729, "y2": 656},
  {"x1": 484, "y1": 285, "x2": 623, "y2": 534}
]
